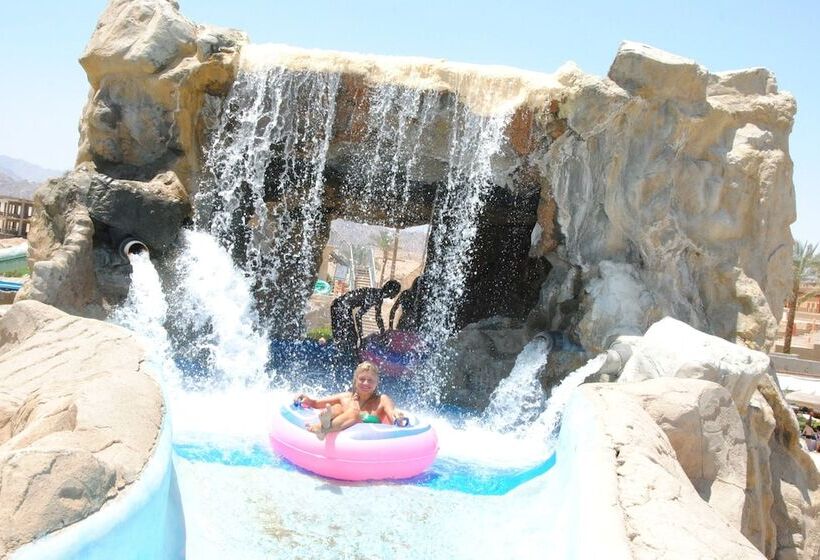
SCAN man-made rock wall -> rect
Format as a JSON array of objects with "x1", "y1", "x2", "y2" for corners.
[
  {"x1": 0, "y1": 300, "x2": 165, "y2": 557},
  {"x1": 17, "y1": 162, "x2": 190, "y2": 315},
  {"x1": 30, "y1": 0, "x2": 793, "y2": 354},
  {"x1": 544, "y1": 42, "x2": 795, "y2": 352}
]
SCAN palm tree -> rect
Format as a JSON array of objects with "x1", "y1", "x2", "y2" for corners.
[
  {"x1": 783, "y1": 240, "x2": 819, "y2": 353},
  {"x1": 374, "y1": 231, "x2": 394, "y2": 285},
  {"x1": 389, "y1": 227, "x2": 400, "y2": 281}
]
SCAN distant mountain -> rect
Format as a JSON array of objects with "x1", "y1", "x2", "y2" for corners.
[
  {"x1": 328, "y1": 219, "x2": 429, "y2": 254},
  {"x1": 0, "y1": 155, "x2": 64, "y2": 200},
  {"x1": 0, "y1": 170, "x2": 39, "y2": 200},
  {"x1": 0, "y1": 155, "x2": 63, "y2": 183}
]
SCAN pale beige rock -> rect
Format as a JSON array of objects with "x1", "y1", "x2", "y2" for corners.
[
  {"x1": 615, "y1": 317, "x2": 820, "y2": 558},
  {"x1": 618, "y1": 378, "x2": 749, "y2": 534},
  {"x1": 0, "y1": 300, "x2": 163, "y2": 557},
  {"x1": 619, "y1": 317, "x2": 771, "y2": 414},
  {"x1": 78, "y1": 0, "x2": 247, "y2": 187},
  {"x1": 15, "y1": 164, "x2": 98, "y2": 316},
  {"x1": 576, "y1": 383, "x2": 764, "y2": 559}
]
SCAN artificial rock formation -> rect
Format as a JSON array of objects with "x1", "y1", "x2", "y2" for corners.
[
  {"x1": 574, "y1": 383, "x2": 765, "y2": 559},
  {"x1": 78, "y1": 0, "x2": 246, "y2": 186},
  {"x1": 18, "y1": 162, "x2": 191, "y2": 315},
  {"x1": 41, "y1": 0, "x2": 793, "y2": 354},
  {"x1": 0, "y1": 300, "x2": 164, "y2": 558},
  {"x1": 611, "y1": 318, "x2": 820, "y2": 559}
]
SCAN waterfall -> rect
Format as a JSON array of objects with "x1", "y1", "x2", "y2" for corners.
[
  {"x1": 527, "y1": 353, "x2": 609, "y2": 441},
  {"x1": 166, "y1": 229, "x2": 270, "y2": 387},
  {"x1": 420, "y1": 103, "x2": 510, "y2": 347},
  {"x1": 110, "y1": 252, "x2": 180, "y2": 388},
  {"x1": 482, "y1": 337, "x2": 550, "y2": 432},
  {"x1": 198, "y1": 67, "x2": 341, "y2": 336}
]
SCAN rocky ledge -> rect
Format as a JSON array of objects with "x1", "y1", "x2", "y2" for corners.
[{"x1": 0, "y1": 300, "x2": 163, "y2": 558}]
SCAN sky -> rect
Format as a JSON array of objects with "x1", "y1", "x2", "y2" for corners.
[{"x1": 2, "y1": 1, "x2": 818, "y2": 242}]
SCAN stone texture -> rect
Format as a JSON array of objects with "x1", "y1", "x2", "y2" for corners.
[
  {"x1": 615, "y1": 318, "x2": 820, "y2": 559},
  {"x1": 574, "y1": 383, "x2": 765, "y2": 559},
  {"x1": 16, "y1": 162, "x2": 190, "y2": 314},
  {"x1": 618, "y1": 378, "x2": 749, "y2": 534},
  {"x1": 619, "y1": 317, "x2": 771, "y2": 414},
  {"x1": 444, "y1": 317, "x2": 530, "y2": 409},
  {"x1": 78, "y1": 0, "x2": 246, "y2": 187},
  {"x1": 15, "y1": 166, "x2": 98, "y2": 316},
  {"x1": 537, "y1": 41, "x2": 795, "y2": 353},
  {"x1": 0, "y1": 300, "x2": 163, "y2": 557}
]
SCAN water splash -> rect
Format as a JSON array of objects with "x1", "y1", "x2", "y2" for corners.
[
  {"x1": 166, "y1": 230, "x2": 270, "y2": 387},
  {"x1": 482, "y1": 338, "x2": 550, "y2": 432},
  {"x1": 110, "y1": 251, "x2": 180, "y2": 388},
  {"x1": 527, "y1": 352, "x2": 609, "y2": 441}
]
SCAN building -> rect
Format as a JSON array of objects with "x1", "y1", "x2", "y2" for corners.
[
  {"x1": 798, "y1": 285, "x2": 820, "y2": 314},
  {"x1": 0, "y1": 196, "x2": 34, "y2": 238}
]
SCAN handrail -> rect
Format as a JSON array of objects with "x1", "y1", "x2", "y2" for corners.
[
  {"x1": 368, "y1": 247, "x2": 377, "y2": 288},
  {"x1": 348, "y1": 244, "x2": 356, "y2": 291}
]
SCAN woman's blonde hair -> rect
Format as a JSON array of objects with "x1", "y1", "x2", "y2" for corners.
[{"x1": 351, "y1": 361, "x2": 379, "y2": 393}]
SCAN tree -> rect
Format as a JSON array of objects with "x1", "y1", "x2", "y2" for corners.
[
  {"x1": 783, "y1": 240, "x2": 819, "y2": 354},
  {"x1": 389, "y1": 227, "x2": 400, "y2": 281},
  {"x1": 374, "y1": 231, "x2": 395, "y2": 285}
]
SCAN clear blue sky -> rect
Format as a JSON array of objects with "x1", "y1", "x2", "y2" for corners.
[{"x1": 2, "y1": 1, "x2": 818, "y2": 243}]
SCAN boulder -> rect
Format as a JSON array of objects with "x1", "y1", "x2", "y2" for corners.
[
  {"x1": 608, "y1": 41, "x2": 709, "y2": 104},
  {"x1": 615, "y1": 317, "x2": 820, "y2": 558},
  {"x1": 0, "y1": 300, "x2": 163, "y2": 557},
  {"x1": 619, "y1": 317, "x2": 771, "y2": 414},
  {"x1": 78, "y1": 0, "x2": 247, "y2": 187}
]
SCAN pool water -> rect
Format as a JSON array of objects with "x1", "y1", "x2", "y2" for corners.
[{"x1": 173, "y1": 440, "x2": 556, "y2": 496}]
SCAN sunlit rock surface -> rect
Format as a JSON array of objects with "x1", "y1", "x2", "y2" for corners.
[
  {"x1": 612, "y1": 317, "x2": 820, "y2": 559},
  {"x1": 0, "y1": 300, "x2": 163, "y2": 557},
  {"x1": 78, "y1": 0, "x2": 246, "y2": 186},
  {"x1": 573, "y1": 383, "x2": 765, "y2": 559}
]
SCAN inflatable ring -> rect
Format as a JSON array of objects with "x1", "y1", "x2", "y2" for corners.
[{"x1": 270, "y1": 401, "x2": 438, "y2": 481}]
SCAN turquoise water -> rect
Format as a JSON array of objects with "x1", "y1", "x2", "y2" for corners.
[{"x1": 173, "y1": 441, "x2": 556, "y2": 496}]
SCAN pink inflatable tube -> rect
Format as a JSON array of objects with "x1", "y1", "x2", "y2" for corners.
[{"x1": 270, "y1": 402, "x2": 438, "y2": 481}]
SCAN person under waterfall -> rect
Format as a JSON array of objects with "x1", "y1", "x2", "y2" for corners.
[
  {"x1": 389, "y1": 275, "x2": 424, "y2": 331},
  {"x1": 330, "y1": 279, "x2": 401, "y2": 353},
  {"x1": 296, "y1": 361, "x2": 406, "y2": 440}
]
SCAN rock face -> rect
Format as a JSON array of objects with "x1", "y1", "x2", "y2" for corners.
[
  {"x1": 611, "y1": 317, "x2": 820, "y2": 559},
  {"x1": 78, "y1": 0, "x2": 246, "y2": 186},
  {"x1": 18, "y1": 162, "x2": 191, "y2": 315},
  {"x1": 573, "y1": 383, "x2": 766, "y2": 559},
  {"x1": 0, "y1": 300, "x2": 163, "y2": 557},
  {"x1": 544, "y1": 42, "x2": 794, "y2": 352},
  {"x1": 25, "y1": 1, "x2": 795, "y2": 352}
]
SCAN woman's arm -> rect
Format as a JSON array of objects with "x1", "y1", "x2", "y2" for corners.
[
  {"x1": 376, "y1": 394, "x2": 402, "y2": 423},
  {"x1": 297, "y1": 392, "x2": 348, "y2": 409}
]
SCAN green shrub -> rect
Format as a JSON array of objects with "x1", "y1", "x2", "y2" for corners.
[{"x1": 306, "y1": 326, "x2": 332, "y2": 341}]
